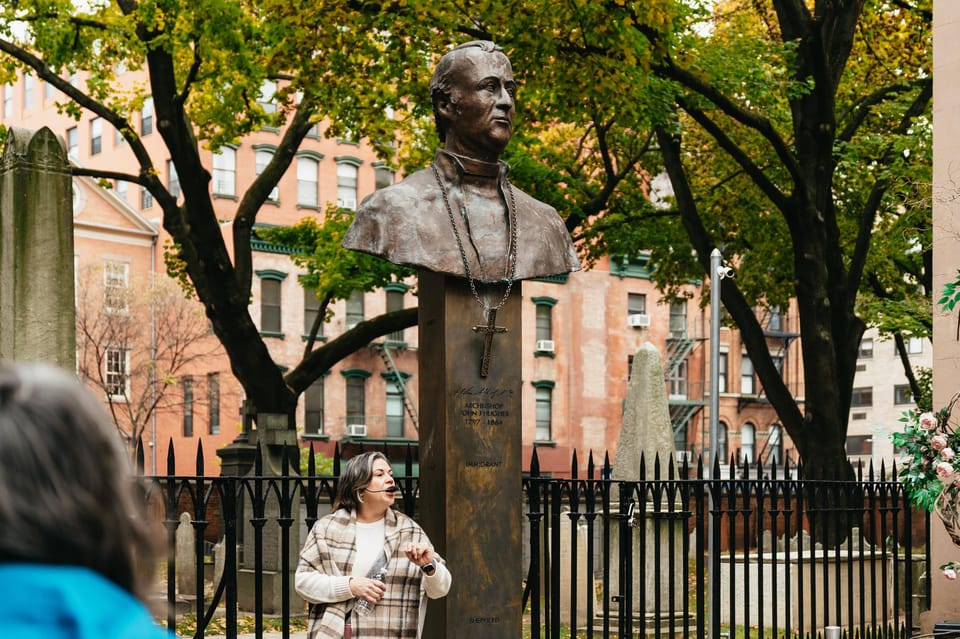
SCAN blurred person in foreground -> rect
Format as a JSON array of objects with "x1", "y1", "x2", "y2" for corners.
[
  {"x1": 296, "y1": 451, "x2": 451, "y2": 638},
  {"x1": 0, "y1": 361, "x2": 171, "y2": 639}
]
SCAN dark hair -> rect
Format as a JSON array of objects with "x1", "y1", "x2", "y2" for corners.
[
  {"x1": 429, "y1": 40, "x2": 506, "y2": 143},
  {"x1": 332, "y1": 451, "x2": 390, "y2": 512},
  {"x1": 0, "y1": 362, "x2": 160, "y2": 601}
]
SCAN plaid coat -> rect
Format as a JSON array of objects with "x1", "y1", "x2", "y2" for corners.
[{"x1": 298, "y1": 508, "x2": 443, "y2": 639}]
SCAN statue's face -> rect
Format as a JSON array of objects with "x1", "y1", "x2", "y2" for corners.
[{"x1": 443, "y1": 49, "x2": 516, "y2": 161}]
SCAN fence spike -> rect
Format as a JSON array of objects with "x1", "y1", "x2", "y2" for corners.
[
  {"x1": 530, "y1": 447, "x2": 540, "y2": 477},
  {"x1": 587, "y1": 450, "x2": 595, "y2": 480},
  {"x1": 135, "y1": 435, "x2": 145, "y2": 474},
  {"x1": 167, "y1": 437, "x2": 175, "y2": 476},
  {"x1": 196, "y1": 439, "x2": 205, "y2": 476},
  {"x1": 333, "y1": 442, "x2": 342, "y2": 476},
  {"x1": 571, "y1": 449, "x2": 579, "y2": 479},
  {"x1": 255, "y1": 441, "x2": 263, "y2": 476},
  {"x1": 603, "y1": 451, "x2": 612, "y2": 479},
  {"x1": 308, "y1": 442, "x2": 316, "y2": 477}
]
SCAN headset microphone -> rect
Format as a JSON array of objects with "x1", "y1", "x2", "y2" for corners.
[{"x1": 365, "y1": 486, "x2": 398, "y2": 493}]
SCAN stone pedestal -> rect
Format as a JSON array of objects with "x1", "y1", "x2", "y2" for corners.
[
  {"x1": 221, "y1": 412, "x2": 302, "y2": 615},
  {"x1": 418, "y1": 270, "x2": 523, "y2": 639},
  {"x1": 0, "y1": 127, "x2": 75, "y2": 368}
]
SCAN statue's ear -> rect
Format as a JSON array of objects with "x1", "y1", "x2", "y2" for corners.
[{"x1": 436, "y1": 95, "x2": 455, "y2": 121}]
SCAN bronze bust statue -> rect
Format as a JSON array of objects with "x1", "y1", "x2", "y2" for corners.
[{"x1": 342, "y1": 41, "x2": 581, "y2": 283}]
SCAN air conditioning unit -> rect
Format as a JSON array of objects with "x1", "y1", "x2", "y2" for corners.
[
  {"x1": 536, "y1": 339, "x2": 555, "y2": 353},
  {"x1": 627, "y1": 313, "x2": 651, "y2": 328},
  {"x1": 675, "y1": 450, "x2": 693, "y2": 463},
  {"x1": 346, "y1": 423, "x2": 367, "y2": 437}
]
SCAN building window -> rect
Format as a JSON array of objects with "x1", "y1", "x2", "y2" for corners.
[
  {"x1": 628, "y1": 292, "x2": 647, "y2": 316},
  {"x1": 66, "y1": 126, "x2": 79, "y2": 160},
  {"x1": 44, "y1": 79, "x2": 55, "y2": 101},
  {"x1": 114, "y1": 179, "x2": 128, "y2": 202},
  {"x1": 741, "y1": 355, "x2": 755, "y2": 395},
  {"x1": 304, "y1": 377, "x2": 325, "y2": 435},
  {"x1": 669, "y1": 300, "x2": 687, "y2": 337},
  {"x1": 23, "y1": 74, "x2": 34, "y2": 109},
  {"x1": 141, "y1": 97, "x2": 153, "y2": 135},
  {"x1": 105, "y1": 348, "x2": 129, "y2": 400},
  {"x1": 182, "y1": 376, "x2": 194, "y2": 437},
  {"x1": 741, "y1": 423, "x2": 755, "y2": 463},
  {"x1": 533, "y1": 381, "x2": 554, "y2": 441},
  {"x1": 343, "y1": 371, "x2": 370, "y2": 431},
  {"x1": 3, "y1": 82, "x2": 13, "y2": 117},
  {"x1": 717, "y1": 422, "x2": 729, "y2": 464},
  {"x1": 90, "y1": 117, "x2": 102, "y2": 155},
  {"x1": 851, "y1": 386, "x2": 873, "y2": 407},
  {"x1": 255, "y1": 148, "x2": 280, "y2": 201},
  {"x1": 346, "y1": 290, "x2": 364, "y2": 330},
  {"x1": 717, "y1": 352, "x2": 728, "y2": 393},
  {"x1": 140, "y1": 186, "x2": 153, "y2": 210},
  {"x1": 257, "y1": 271, "x2": 286, "y2": 335},
  {"x1": 336, "y1": 160, "x2": 359, "y2": 210},
  {"x1": 212, "y1": 146, "x2": 237, "y2": 196},
  {"x1": 768, "y1": 424, "x2": 783, "y2": 464},
  {"x1": 374, "y1": 164, "x2": 395, "y2": 190},
  {"x1": 258, "y1": 79, "x2": 277, "y2": 114},
  {"x1": 907, "y1": 337, "x2": 923, "y2": 354},
  {"x1": 846, "y1": 435, "x2": 872, "y2": 456},
  {"x1": 386, "y1": 284, "x2": 406, "y2": 343},
  {"x1": 386, "y1": 379, "x2": 405, "y2": 437},
  {"x1": 304, "y1": 286, "x2": 323, "y2": 338},
  {"x1": 207, "y1": 372, "x2": 220, "y2": 434},
  {"x1": 103, "y1": 260, "x2": 129, "y2": 313},
  {"x1": 536, "y1": 304, "x2": 552, "y2": 342},
  {"x1": 168, "y1": 160, "x2": 180, "y2": 199},
  {"x1": 669, "y1": 360, "x2": 688, "y2": 398},
  {"x1": 533, "y1": 296, "x2": 557, "y2": 348},
  {"x1": 297, "y1": 156, "x2": 319, "y2": 207},
  {"x1": 115, "y1": 126, "x2": 126, "y2": 147},
  {"x1": 858, "y1": 337, "x2": 874, "y2": 359},
  {"x1": 894, "y1": 384, "x2": 914, "y2": 405},
  {"x1": 767, "y1": 306, "x2": 782, "y2": 332}
]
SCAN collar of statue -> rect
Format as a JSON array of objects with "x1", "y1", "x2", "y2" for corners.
[{"x1": 437, "y1": 149, "x2": 507, "y2": 180}]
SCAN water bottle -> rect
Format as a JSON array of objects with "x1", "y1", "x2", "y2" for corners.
[{"x1": 353, "y1": 566, "x2": 387, "y2": 617}]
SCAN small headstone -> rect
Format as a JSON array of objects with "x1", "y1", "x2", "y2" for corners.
[{"x1": 176, "y1": 512, "x2": 197, "y2": 596}]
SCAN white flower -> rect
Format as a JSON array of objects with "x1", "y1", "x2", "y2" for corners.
[
  {"x1": 944, "y1": 568, "x2": 958, "y2": 581},
  {"x1": 944, "y1": 447, "x2": 956, "y2": 461},
  {"x1": 920, "y1": 412, "x2": 939, "y2": 430},
  {"x1": 932, "y1": 434, "x2": 948, "y2": 451}
]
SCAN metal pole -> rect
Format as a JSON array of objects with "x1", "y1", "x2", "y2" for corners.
[{"x1": 708, "y1": 247, "x2": 721, "y2": 639}]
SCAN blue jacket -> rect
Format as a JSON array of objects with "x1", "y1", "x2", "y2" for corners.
[{"x1": 0, "y1": 564, "x2": 173, "y2": 639}]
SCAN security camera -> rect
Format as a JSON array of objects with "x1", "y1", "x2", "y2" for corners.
[{"x1": 717, "y1": 265, "x2": 735, "y2": 279}]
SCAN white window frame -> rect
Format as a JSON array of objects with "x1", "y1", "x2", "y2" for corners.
[
  {"x1": 336, "y1": 162, "x2": 358, "y2": 210},
  {"x1": 213, "y1": 146, "x2": 237, "y2": 196},
  {"x1": 103, "y1": 260, "x2": 129, "y2": 313},
  {"x1": 297, "y1": 156, "x2": 319, "y2": 207},
  {"x1": 105, "y1": 347, "x2": 130, "y2": 400}
]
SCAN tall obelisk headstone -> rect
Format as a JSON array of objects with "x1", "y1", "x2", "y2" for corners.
[
  {"x1": 610, "y1": 342, "x2": 686, "y2": 632},
  {"x1": 0, "y1": 127, "x2": 75, "y2": 368},
  {"x1": 419, "y1": 271, "x2": 523, "y2": 638}
]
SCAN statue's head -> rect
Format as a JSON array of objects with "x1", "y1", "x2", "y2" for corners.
[{"x1": 430, "y1": 41, "x2": 515, "y2": 161}]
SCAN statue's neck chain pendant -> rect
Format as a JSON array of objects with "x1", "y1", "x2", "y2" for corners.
[{"x1": 433, "y1": 162, "x2": 518, "y2": 377}]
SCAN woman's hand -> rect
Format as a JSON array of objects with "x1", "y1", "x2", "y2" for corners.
[
  {"x1": 404, "y1": 543, "x2": 435, "y2": 568},
  {"x1": 349, "y1": 576, "x2": 386, "y2": 603}
]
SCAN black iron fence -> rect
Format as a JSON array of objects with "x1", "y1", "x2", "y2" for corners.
[{"x1": 138, "y1": 442, "x2": 930, "y2": 639}]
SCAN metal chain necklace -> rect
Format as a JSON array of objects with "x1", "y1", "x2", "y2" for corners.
[{"x1": 432, "y1": 161, "x2": 519, "y2": 377}]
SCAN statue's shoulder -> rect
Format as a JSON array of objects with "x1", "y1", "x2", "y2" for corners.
[
  {"x1": 357, "y1": 167, "x2": 438, "y2": 216},
  {"x1": 509, "y1": 183, "x2": 559, "y2": 217}
]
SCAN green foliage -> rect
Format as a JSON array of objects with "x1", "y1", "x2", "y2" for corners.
[
  {"x1": 939, "y1": 271, "x2": 960, "y2": 313},
  {"x1": 257, "y1": 207, "x2": 414, "y2": 312},
  {"x1": 299, "y1": 446, "x2": 334, "y2": 476}
]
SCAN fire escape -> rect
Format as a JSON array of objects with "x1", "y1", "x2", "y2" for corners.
[
  {"x1": 371, "y1": 341, "x2": 419, "y2": 433},
  {"x1": 665, "y1": 330, "x2": 706, "y2": 448}
]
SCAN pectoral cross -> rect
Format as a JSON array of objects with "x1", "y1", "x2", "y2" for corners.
[{"x1": 472, "y1": 308, "x2": 507, "y2": 378}]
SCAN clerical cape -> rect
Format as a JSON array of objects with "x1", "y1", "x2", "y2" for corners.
[{"x1": 342, "y1": 150, "x2": 581, "y2": 282}]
